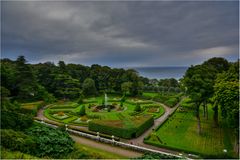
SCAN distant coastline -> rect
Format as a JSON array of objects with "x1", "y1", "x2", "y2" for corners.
[{"x1": 129, "y1": 66, "x2": 188, "y2": 80}]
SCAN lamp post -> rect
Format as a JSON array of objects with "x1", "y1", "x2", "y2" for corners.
[
  {"x1": 112, "y1": 135, "x2": 115, "y2": 142},
  {"x1": 65, "y1": 124, "x2": 68, "y2": 131}
]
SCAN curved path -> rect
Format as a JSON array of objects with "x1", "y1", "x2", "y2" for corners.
[{"x1": 36, "y1": 100, "x2": 183, "y2": 157}]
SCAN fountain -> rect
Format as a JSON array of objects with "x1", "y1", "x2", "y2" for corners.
[{"x1": 104, "y1": 93, "x2": 108, "y2": 108}]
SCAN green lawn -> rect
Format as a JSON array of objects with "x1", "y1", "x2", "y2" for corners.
[
  {"x1": 144, "y1": 103, "x2": 235, "y2": 157},
  {"x1": 21, "y1": 101, "x2": 43, "y2": 110},
  {"x1": 1, "y1": 147, "x2": 39, "y2": 159},
  {"x1": 142, "y1": 92, "x2": 159, "y2": 98},
  {"x1": 1, "y1": 143, "x2": 127, "y2": 159},
  {"x1": 66, "y1": 143, "x2": 127, "y2": 159}
]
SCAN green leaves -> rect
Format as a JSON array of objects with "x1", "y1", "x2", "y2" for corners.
[{"x1": 27, "y1": 125, "x2": 74, "y2": 158}]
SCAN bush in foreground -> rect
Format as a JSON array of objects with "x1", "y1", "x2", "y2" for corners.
[{"x1": 27, "y1": 124, "x2": 74, "y2": 158}]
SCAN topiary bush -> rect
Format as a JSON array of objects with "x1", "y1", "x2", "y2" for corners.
[
  {"x1": 134, "y1": 103, "x2": 141, "y2": 112},
  {"x1": 79, "y1": 105, "x2": 86, "y2": 116}
]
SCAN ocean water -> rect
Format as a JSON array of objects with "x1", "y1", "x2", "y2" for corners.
[{"x1": 132, "y1": 66, "x2": 188, "y2": 80}]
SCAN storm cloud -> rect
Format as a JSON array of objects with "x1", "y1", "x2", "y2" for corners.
[{"x1": 1, "y1": 1, "x2": 239, "y2": 67}]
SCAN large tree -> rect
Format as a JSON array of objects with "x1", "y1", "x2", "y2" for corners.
[
  {"x1": 53, "y1": 74, "x2": 81, "y2": 99},
  {"x1": 214, "y1": 61, "x2": 239, "y2": 152},
  {"x1": 15, "y1": 56, "x2": 38, "y2": 99},
  {"x1": 202, "y1": 57, "x2": 230, "y2": 124},
  {"x1": 182, "y1": 64, "x2": 215, "y2": 134},
  {"x1": 82, "y1": 78, "x2": 97, "y2": 96}
]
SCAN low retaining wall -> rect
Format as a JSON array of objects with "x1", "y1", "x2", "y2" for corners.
[{"x1": 34, "y1": 119, "x2": 183, "y2": 159}]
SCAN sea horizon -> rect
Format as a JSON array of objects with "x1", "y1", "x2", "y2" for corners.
[{"x1": 128, "y1": 66, "x2": 189, "y2": 80}]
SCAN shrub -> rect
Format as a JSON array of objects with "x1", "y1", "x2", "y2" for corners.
[
  {"x1": 132, "y1": 152, "x2": 180, "y2": 159},
  {"x1": 57, "y1": 111, "x2": 65, "y2": 116},
  {"x1": 134, "y1": 103, "x2": 141, "y2": 112},
  {"x1": 1, "y1": 110, "x2": 33, "y2": 130},
  {"x1": 79, "y1": 105, "x2": 86, "y2": 116},
  {"x1": 0, "y1": 129, "x2": 36, "y2": 154},
  {"x1": 27, "y1": 125, "x2": 74, "y2": 158},
  {"x1": 165, "y1": 98, "x2": 178, "y2": 107},
  {"x1": 80, "y1": 116, "x2": 88, "y2": 122}
]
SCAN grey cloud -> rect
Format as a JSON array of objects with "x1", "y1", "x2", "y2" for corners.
[{"x1": 1, "y1": 1, "x2": 239, "y2": 67}]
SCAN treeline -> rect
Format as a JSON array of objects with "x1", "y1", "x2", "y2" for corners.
[
  {"x1": 181, "y1": 57, "x2": 239, "y2": 151},
  {"x1": 1, "y1": 56, "x2": 180, "y2": 102}
]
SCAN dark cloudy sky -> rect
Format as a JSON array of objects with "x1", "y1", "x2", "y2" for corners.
[{"x1": 1, "y1": 1, "x2": 239, "y2": 67}]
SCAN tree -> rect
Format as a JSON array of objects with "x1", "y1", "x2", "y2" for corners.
[
  {"x1": 15, "y1": 56, "x2": 38, "y2": 99},
  {"x1": 214, "y1": 61, "x2": 239, "y2": 152},
  {"x1": 53, "y1": 74, "x2": 81, "y2": 99},
  {"x1": 182, "y1": 65, "x2": 214, "y2": 134},
  {"x1": 82, "y1": 78, "x2": 97, "y2": 96},
  {"x1": 201, "y1": 57, "x2": 230, "y2": 124},
  {"x1": 121, "y1": 82, "x2": 132, "y2": 95}
]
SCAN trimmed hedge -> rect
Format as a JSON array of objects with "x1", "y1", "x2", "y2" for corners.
[
  {"x1": 89, "y1": 115, "x2": 154, "y2": 139},
  {"x1": 33, "y1": 118, "x2": 118, "y2": 141},
  {"x1": 164, "y1": 97, "x2": 178, "y2": 107},
  {"x1": 68, "y1": 125, "x2": 120, "y2": 141}
]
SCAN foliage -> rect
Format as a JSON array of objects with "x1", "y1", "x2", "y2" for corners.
[
  {"x1": 121, "y1": 81, "x2": 132, "y2": 95},
  {"x1": 214, "y1": 61, "x2": 239, "y2": 134},
  {"x1": 27, "y1": 124, "x2": 74, "y2": 158},
  {"x1": 77, "y1": 93, "x2": 84, "y2": 104},
  {"x1": 53, "y1": 74, "x2": 81, "y2": 99},
  {"x1": 1, "y1": 110, "x2": 33, "y2": 130},
  {"x1": 1, "y1": 147, "x2": 39, "y2": 159},
  {"x1": 82, "y1": 78, "x2": 97, "y2": 96},
  {"x1": 134, "y1": 103, "x2": 141, "y2": 112},
  {"x1": 1, "y1": 129, "x2": 36, "y2": 154},
  {"x1": 79, "y1": 105, "x2": 86, "y2": 116},
  {"x1": 164, "y1": 97, "x2": 178, "y2": 107},
  {"x1": 89, "y1": 115, "x2": 154, "y2": 139},
  {"x1": 15, "y1": 56, "x2": 38, "y2": 99},
  {"x1": 133, "y1": 152, "x2": 180, "y2": 159}
]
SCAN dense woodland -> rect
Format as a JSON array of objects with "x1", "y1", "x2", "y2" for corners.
[
  {"x1": 0, "y1": 56, "x2": 239, "y2": 158},
  {"x1": 1, "y1": 56, "x2": 180, "y2": 101}
]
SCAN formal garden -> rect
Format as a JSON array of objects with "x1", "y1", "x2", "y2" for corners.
[{"x1": 42, "y1": 94, "x2": 165, "y2": 139}]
